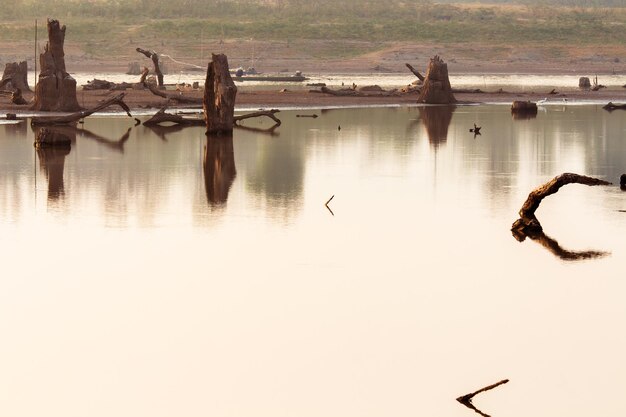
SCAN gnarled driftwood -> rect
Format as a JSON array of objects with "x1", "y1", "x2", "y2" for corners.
[{"x1": 511, "y1": 173, "x2": 611, "y2": 236}]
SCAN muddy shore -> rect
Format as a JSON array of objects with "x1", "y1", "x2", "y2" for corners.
[{"x1": 2, "y1": 85, "x2": 626, "y2": 115}]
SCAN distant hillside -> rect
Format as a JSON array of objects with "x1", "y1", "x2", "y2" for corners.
[{"x1": 1, "y1": 1, "x2": 626, "y2": 62}]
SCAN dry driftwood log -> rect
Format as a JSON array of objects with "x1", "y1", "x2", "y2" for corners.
[
  {"x1": 32, "y1": 19, "x2": 80, "y2": 112},
  {"x1": 83, "y1": 79, "x2": 137, "y2": 91},
  {"x1": 511, "y1": 173, "x2": 611, "y2": 236},
  {"x1": 136, "y1": 48, "x2": 164, "y2": 87},
  {"x1": 318, "y1": 85, "x2": 398, "y2": 97},
  {"x1": 418, "y1": 56, "x2": 456, "y2": 104},
  {"x1": 143, "y1": 81, "x2": 203, "y2": 105},
  {"x1": 2, "y1": 61, "x2": 31, "y2": 92},
  {"x1": 405, "y1": 63, "x2": 425, "y2": 82},
  {"x1": 31, "y1": 92, "x2": 134, "y2": 126},
  {"x1": 204, "y1": 53, "x2": 238, "y2": 134}
]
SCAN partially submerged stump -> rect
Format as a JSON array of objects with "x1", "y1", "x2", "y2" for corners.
[
  {"x1": 417, "y1": 56, "x2": 456, "y2": 104},
  {"x1": 32, "y1": 19, "x2": 80, "y2": 112},
  {"x1": 204, "y1": 54, "x2": 237, "y2": 135},
  {"x1": 2, "y1": 61, "x2": 31, "y2": 92},
  {"x1": 511, "y1": 100, "x2": 537, "y2": 117}
]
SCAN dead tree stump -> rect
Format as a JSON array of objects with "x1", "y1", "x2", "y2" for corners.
[
  {"x1": 204, "y1": 53, "x2": 237, "y2": 135},
  {"x1": 417, "y1": 56, "x2": 456, "y2": 104},
  {"x1": 2, "y1": 61, "x2": 31, "y2": 92},
  {"x1": 31, "y1": 19, "x2": 80, "y2": 112}
]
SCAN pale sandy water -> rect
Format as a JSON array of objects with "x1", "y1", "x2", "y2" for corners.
[{"x1": 1, "y1": 105, "x2": 625, "y2": 417}]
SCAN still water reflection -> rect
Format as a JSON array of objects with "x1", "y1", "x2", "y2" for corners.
[{"x1": 1, "y1": 106, "x2": 626, "y2": 417}]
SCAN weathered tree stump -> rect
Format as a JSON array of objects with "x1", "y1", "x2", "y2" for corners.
[
  {"x1": 2, "y1": 61, "x2": 31, "y2": 92},
  {"x1": 136, "y1": 48, "x2": 164, "y2": 87},
  {"x1": 204, "y1": 54, "x2": 237, "y2": 135},
  {"x1": 417, "y1": 56, "x2": 456, "y2": 104},
  {"x1": 31, "y1": 19, "x2": 80, "y2": 112},
  {"x1": 579, "y1": 77, "x2": 591, "y2": 89}
]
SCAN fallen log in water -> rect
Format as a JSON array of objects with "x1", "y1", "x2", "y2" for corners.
[
  {"x1": 233, "y1": 109, "x2": 281, "y2": 127},
  {"x1": 143, "y1": 106, "x2": 281, "y2": 130},
  {"x1": 143, "y1": 106, "x2": 205, "y2": 127},
  {"x1": 31, "y1": 92, "x2": 134, "y2": 126}
]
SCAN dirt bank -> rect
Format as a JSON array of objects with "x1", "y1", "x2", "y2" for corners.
[{"x1": 2, "y1": 86, "x2": 626, "y2": 115}]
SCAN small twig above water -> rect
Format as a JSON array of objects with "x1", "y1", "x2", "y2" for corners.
[
  {"x1": 325, "y1": 194, "x2": 335, "y2": 216},
  {"x1": 456, "y1": 379, "x2": 509, "y2": 417}
]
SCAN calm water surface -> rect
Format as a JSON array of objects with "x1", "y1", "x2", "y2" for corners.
[{"x1": 1, "y1": 105, "x2": 625, "y2": 417}]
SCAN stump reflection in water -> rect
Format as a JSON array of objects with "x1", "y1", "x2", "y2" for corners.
[
  {"x1": 204, "y1": 135, "x2": 236, "y2": 206},
  {"x1": 418, "y1": 105, "x2": 456, "y2": 147},
  {"x1": 35, "y1": 128, "x2": 75, "y2": 201}
]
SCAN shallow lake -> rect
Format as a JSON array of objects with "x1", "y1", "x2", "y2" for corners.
[{"x1": 1, "y1": 104, "x2": 625, "y2": 417}]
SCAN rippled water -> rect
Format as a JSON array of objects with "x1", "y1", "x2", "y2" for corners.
[{"x1": 1, "y1": 105, "x2": 625, "y2": 417}]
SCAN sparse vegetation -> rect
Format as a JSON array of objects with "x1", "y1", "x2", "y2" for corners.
[{"x1": 1, "y1": 1, "x2": 626, "y2": 59}]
